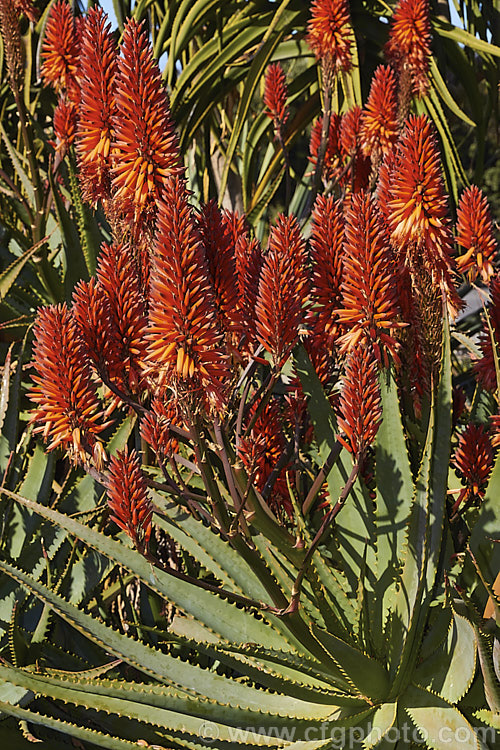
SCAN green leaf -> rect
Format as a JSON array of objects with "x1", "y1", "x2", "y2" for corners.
[
  {"x1": 0, "y1": 240, "x2": 45, "y2": 304},
  {"x1": 0, "y1": 121, "x2": 35, "y2": 206},
  {"x1": 403, "y1": 684, "x2": 481, "y2": 750},
  {"x1": 433, "y1": 19, "x2": 500, "y2": 58},
  {"x1": 363, "y1": 702, "x2": 397, "y2": 749},
  {"x1": 414, "y1": 612, "x2": 477, "y2": 703}
]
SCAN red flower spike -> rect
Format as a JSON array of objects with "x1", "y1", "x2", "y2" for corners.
[
  {"x1": 336, "y1": 191, "x2": 404, "y2": 366},
  {"x1": 309, "y1": 194, "x2": 344, "y2": 348},
  {"x1": 112, "y1": 18, "x2": 181, "y2": 230},
  {"x1": 475, "y1": 274, "x2": 500, "y2": 392},
  {"x1": 140, "y1": 397, "x2": 182, "y2": 461},
  {"x1": 255, "y1": 214, "x2": 309, "y2": 369},
  {"x1": 41, "y1": 0, "x2": 80, "y2": 97},
  {"x1": 337, "y1": 346, "x2": 382, "y2": 457},
  {"x1": 72, "y1": 278, "x2": 117, "y2": 380},
  {"x1": 388, "y1": 114, "x2": 458, "y2": 310},
  {"x1": 385, "y1": 0, "x2": 431, "y2": 98},
  {"x1": 76, "y1": 6, "x2": 118, "y2": 206},
  {"x1": 96, "y1": 242, "x2": 148, "y2": 394},
  {"x1": 451, "y1": 424, "x2": 494, "y2": 513},
  {"x1": 235, "y1": 234, "x2": 263, "y2": 350},
  {"x1": 360, "y1": 65, "x2": 399, "y2": 158},
  {"x1": 308, "y1": 114, "x2": 342, "y2": 184},
  {"x1": 306, "y1": 0, "x2": 352, "y2": 74},
  {"x1": 107, "y1": 447, "x2": 152, "y2": 554},
  {"x1": 197, "y1": 200, "x2": 242, "y2": 339},
  {"x1": 263, "y1": 63, "x2": 289, "y2": 134},
  {"x1": 340, "y1": 106, "x2": 371, "y2": 194},
  {"x1": 146, "y1": 176, "x2": 230, "y2": 409},
  {"x1": 238, "y1": 400, "x2": 292, "y2": 517},
  {"x1": 30, "y1": 304, "x2": 106, "y2": 463},
  {"x1": 455, "y1": 185, "x2": 498, "y2": 284},
  {"x1": 53, "y1": 95, "x2": 77, "y2": 156}
]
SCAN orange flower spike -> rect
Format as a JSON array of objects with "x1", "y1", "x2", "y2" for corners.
[
  {"x1": 388, "y1": 115, "x2": 457, "y2": 302},
  {"x1": 52, "y1": 95, "x2": 77, "y2": 156},
  {"x1": 96, "y1": 242, "x2": 149, "y2": 393},
  {"x1": 107, "y1": 447, "x2": 153, "y2": 554},
  {"x1": 14, "y1": 0, "x2": 38, "y2": 22},
  {"x1": 451, "y1": 424, "x2": 494, "y2": 513},
  {"x1": 475, "y1": 273, "x2": 500, "y2": 392},
  {"x1": 309, "y1": 194, "x2": 344, "y2": 347},
  {"x1": 72, "y1": 278, "x2": 117, "y2": 380},
  {"x1": 140, "y1": 397, "x2": 182, "y2": 461},
  {"x1": 112, "y1": 18, "x2": 181, "y2": 229},
  {"x1": 146, "y1": 176, "x2": 230, "y2": 409},
  {"x1": 306, "y1": 0, "x2": 352, "y2": 74},
  {"x1": 255, "y1": 214, "x2": 309, "y2": 369},
  {"x1": 455, "y1": 185, "x2": 498, "y2": 284},
  {"x1": 263, "y1": 63, "x2": 289, "y2": 135},
  {"x1": 30, "y1": 304, "x2": 106, "y2": 463},
  {"x1": 337, "y1": 347, "x2": 382, "y2": 457},
  {"x1": 360, "y1": 65, "x2": 399, "y2": 158},
  {"x1": 41, "y1": 0, "x2": 80, "y2": 95},
  {"x1": 198, "y1": 200, "x2": 242, "y2": 338},
  {"x1": 76, "y1": 6, "x2": 118, "y2": 206},
  {"x1": 337, "y1": 191, "x2": 404, "y2": 366},
  {"x1": 385, "y1": 0, "x2": 431, "y2": 97}
]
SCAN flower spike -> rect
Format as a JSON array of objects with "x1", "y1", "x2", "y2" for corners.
[
  {"x1": 146, "y1": 176, "x2": 230, "y2": 410},
  {"x1": 451, "y1": 424, "x2": 494, "y2": 515},
  {"x1": 338, "y1": 346, "x2": 382, "y2": 457},
  {"x1": 360, "y1": 65, "x2": 399, "y2": 159},
  {"x1": 306, "y1": 0, "x2": 352, "y2": 74},
  {"x1": 76, "y1": 6, "x2": 118, "y2": 206},
  {"x1": 112, "y1": 18, "x2": 180, "y2": 231},
  {"x1": 255, "y1": 214, "x2": 309, "y2": 369},
  {"x1": 107, "y1": 447, "x2": 153, "y2": 554},
  {"x1": 41, "y1": 0, "x2": 80, "y2": 100},
  {"x1": 455, "y1": 185, "x2": 498, "y2": 284},
  {"x1": 385, "y1": 0, "x2": 431, "y2": 98},
  {"x1": 264, "y1": 63, "x2": 289, "y2": 136},
  {"x1": 30, "y1": 304, "x2": 106, "y2": 465},
  {"x1": 337, "y1": 191, "x2": 404, "y2": 366}
]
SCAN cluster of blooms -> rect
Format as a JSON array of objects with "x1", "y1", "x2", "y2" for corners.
[{"x1": 29, "y1": 0, "x2": 500, "y2": 550}]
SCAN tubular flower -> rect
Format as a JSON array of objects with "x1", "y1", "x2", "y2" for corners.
[
  {"x1": 308, "y1": 113, "x2": 342, "y2": 184},
  {"x1": 309, "y1": 194, "x2": 344, "y2": 348},
  {"x1": 475, "y1": 274, "x2": 500, "y2": 392},
  {"x1": 40, "y1": 0, "x2": 80, "y2": 99},
  {"x1": 337, "y1": 191, "x2": 404, "y2": 366},
  {"x1": 388, "y1": 115, "x2": 457, "y2": 307},
  {"x1": 197, "y1": 200, "x2": 242, "y2": 339},
  {"x1": 52, "y1": 96, "x2": 77, "y2": 156},
  {"x1": 221, "y1": 209, "x2": 249, "y2": 250},
  {"x1": 112, "y1": 18, "x2": 180, "y2": 230},
  {"x1": 385, "y1": 0, "x2": 431, "y2": 98},
  {"x1": 107, "y1": 447, "x2": 152, "y2": 554},
  {"x1": 140, "y1": 397, "x2": 182, "y2": 461},
  {"x1": 451, "y1": 424, "x2": 494, "y2": 514},
  {"x1": 255, "y1": 214, "x2": 309, "y2": 369},
  {"x1": 235, "y1": 234, "x2": 263, "y2": 350},
  {"x1": 146, "y1": 176, "x2": 230, "y2": 409},
  {"x1": 263, "y1": 62, "x2": 289, "y2": 134},
  {"x1": 30, "y1": 304, "x2": 106, "y2": 465},
  {"x1": 306, "y1": 0, "x2": 352, "y2": 74},
  {"x1": 455, "y1": 185, "x2": 498, "y2": 284},
  {"x1": 360, "y1": 65, "x2": 399, "y2": 158},
  {"x1": 76, "y1": 6, "x2": 118, "y2": 206},
  {"x1": 337, "y1": 346, "x2": 382, "y2": 457},
  {"x1": 14, "y1": 0, "x2": 38, "y2": 21},
  {"x1": 375, "y1": 146, "x2": 397, "y2": 225},
  {"x1": 95, "y1": 242, "x2": 148, "y2": 395},
  {"x1": 238, "y1": 400, "x2": 292, "y2": 517},
  {"x1": 340, "y1": 106, "x2": 371, "y2": 194}
]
